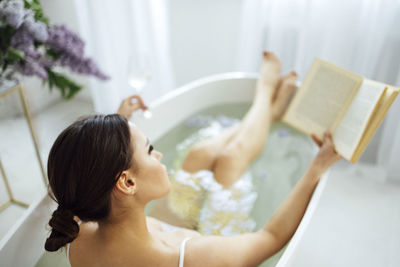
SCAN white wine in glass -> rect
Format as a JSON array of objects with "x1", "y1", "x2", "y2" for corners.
[{"x1": 128, "y1": 75, "x2": 150, "y2": 93}]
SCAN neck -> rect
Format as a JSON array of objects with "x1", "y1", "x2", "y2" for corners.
[{"x1": 98, "y1": 202, "x2": 152, "y2": 243}]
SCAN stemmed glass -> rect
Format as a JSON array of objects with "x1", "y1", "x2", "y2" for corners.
[{"x1": 127, "y1": 50, "x2": 152, "y2": 118}]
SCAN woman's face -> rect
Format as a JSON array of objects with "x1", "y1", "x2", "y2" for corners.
[{"x1": 128, "y1": 123, "x2": 170, "y2": 202}]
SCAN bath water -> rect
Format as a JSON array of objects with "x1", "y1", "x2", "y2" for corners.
[{"x1": 36, "y1": 103, "x2": 316, "y2": 267}]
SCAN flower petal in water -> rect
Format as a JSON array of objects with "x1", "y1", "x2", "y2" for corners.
[{"x1": 278, "y1": 129, "x2": 291, "y2": 138}]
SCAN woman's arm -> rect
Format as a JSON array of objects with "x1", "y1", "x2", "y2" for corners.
[
  {"x1": 262, "y1": 160, "x2": 325, "y2": 251},
  {"x1": 186, "y1": 131, "x2": 342, "y2": 267},
  {"x1": 263, "y1": 130, "x2": 342, "y2": 250}
]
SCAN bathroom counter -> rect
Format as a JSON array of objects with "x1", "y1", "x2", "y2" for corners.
[{"x1": 277, "y1": 163, "x2": 400, "y2": 267}]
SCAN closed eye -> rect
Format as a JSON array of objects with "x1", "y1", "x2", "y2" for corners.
[{"x1": 148, "y1": 145, "x2": 154, "y2": 154}]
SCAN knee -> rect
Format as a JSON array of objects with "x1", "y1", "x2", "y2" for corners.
[
  {"x1": 182, "y1": 144, "x2": 215, "y2": 172},
  {"x1": 212, "y1": 151, "x2": 242, "y2": 188},
  {"x1": 186, "y1": 144, "x2": 214, "y2": 161},
  {"x1": 213, "y1": 150, "x2": 237, "y2": 172}
]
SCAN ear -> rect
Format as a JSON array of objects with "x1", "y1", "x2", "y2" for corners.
[{"x1": 115, "y1": 171, "x2": 137, "y2": 196}]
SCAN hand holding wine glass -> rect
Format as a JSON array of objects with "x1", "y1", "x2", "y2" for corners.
[{"x1": 117, "y1": 95, "x2": 148, "y2": 119}]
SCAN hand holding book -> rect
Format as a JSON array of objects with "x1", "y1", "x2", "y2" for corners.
[
  {"x1": 311, "y1": 131, "x2": 342, "y2": 172},
  {"x1": 283, "y1": 58, "x2": 399, "y2": 163}
]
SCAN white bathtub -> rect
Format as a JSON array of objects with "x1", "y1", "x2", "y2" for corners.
[{"x1": 1, "y1": 72, "x2": 398, "y2": 267}]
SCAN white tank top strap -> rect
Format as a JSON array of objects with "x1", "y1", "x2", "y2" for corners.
[{"x1": 178, "y1": 237, "x2": 191, "y2": 267}]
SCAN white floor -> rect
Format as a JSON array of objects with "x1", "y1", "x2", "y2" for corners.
[
  {"x1": 278, "y1": 163, "x2": 400, "y2": 267},
  {"x1": 0, "y1": 98, "x2": 94, "y2": 241}
]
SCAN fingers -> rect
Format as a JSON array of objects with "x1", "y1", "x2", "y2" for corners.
[
  {"x1": 322, "y1": 131, "x2": 331, "y2": 142},
  {"x1": 321, "y1": 131, "x2": 341, "y2": 157},
  {"x1": 126, "y1": 95, "x2": 148, "y2": 110},
  {"x1": 322, "y1": 131, "x2": 335, "y2": 149},
  {"x1": 311, "y1": 134, "x2": 322, "y2": 147},
  {"x1": 311, "y1": 131, "x2": 337, "y2": 151},
  {"x1": 312, "y1": 131, "x2": 332, "y2": 145}
]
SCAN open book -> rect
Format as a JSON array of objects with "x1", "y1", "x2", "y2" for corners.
[{"x1": 283, "y1": 58, "x2": 399, "y2": 163}]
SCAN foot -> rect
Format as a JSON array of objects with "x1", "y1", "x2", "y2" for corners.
[
  {"x1": 256, "y1": 51, "x2": 281, "y2": 100},
  {"x1": 271, "y1": 71, "x2": 298, "y2": 121}
]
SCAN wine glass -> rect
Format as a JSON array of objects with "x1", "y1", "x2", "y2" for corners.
[{"x1": 127, "y1": 51, "x2": 152, "y2": 119}]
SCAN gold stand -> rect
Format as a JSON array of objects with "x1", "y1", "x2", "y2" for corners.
[{"x1": 0, "y1": 85, "x2": 47, "y2": 212}]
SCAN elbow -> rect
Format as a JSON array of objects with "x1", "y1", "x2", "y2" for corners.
[{"x1": 260, "y1": 228, "x2": 288, "y2": 255}]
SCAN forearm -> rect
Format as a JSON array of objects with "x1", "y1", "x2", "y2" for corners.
[{"x1": 262, "y1": 161, "x2": 325, "y2": 249}]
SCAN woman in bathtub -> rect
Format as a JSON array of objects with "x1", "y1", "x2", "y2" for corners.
[{"x1": 45, "y1": 52, "x2": 341, "y2": 266}]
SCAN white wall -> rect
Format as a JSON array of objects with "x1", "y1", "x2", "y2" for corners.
[{"x1": 169, "y1": 0, "x2": 243, "y2": 86}]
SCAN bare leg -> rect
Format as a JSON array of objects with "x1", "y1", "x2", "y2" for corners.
[
  {"x1": 182, "y1": 124, "x2": 241, "y2": 172},
  {"x1": 182, "y1": 51, "x2": 281, "y2": 174},
  {"x1": 182, "y1": 52, "x2": 281, "y2": 185},
  {"x1": 182, "y1": 53, "x2": 298, "y2": 188},
  {"x1": 271, "y1": 71, "x2": 298, "y2": 121},
  {"x1": 211, "y1": 52, "x2": 281, "y2": 187},
  {"x1": 212, "y1": 70, "x2": 298, "y2": 187}
]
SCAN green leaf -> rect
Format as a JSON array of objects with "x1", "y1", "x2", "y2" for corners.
[
  {"x1": 7, "y1": 47, "x2": 25, "y2": 61},
  {"x1": 0, "y1": 26, "x2": 16, "y2": 51},
  {"x1": 24, "y1": 0, "x2": 31, "y2": 9},
  {"x1": 46, "y1": 48, "x2": 62, "y2": 60},
  {"x1": 46, "y1": 69, "x2": 83, "y2": 99}
]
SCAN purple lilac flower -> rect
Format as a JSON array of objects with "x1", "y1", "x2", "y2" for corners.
[
  {"x1": 22, "y1": 10, "x2": 48, "y2": 42},
  {"x1": 38, "y1": 56, "x2": 55, "y2": 68},
  {"x1": 10, "y1": 27, "x2": 55, "y2": 80},
  {"x1": 47, "y1": 25, "x2": 84, "y2": 58},
  {"x1": 10, "y1": 28, "x2": 39, "y2": 57},
  {"x1": 17, "y1": 58, "x2": 48, "y2": 79},
  {"x1": 59, "y1": 54, "x2": 109, "y2": 80},
  {"x1": 46, "y1": 24, "x2": 109, "y2": 80},
  {"x1": 0, "y1": 0, "x2": 25, "y2": 28}
]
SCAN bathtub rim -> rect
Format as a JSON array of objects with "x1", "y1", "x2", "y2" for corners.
[{"x1": 149, "y1": 72, "x2": 259, "y2": 109}]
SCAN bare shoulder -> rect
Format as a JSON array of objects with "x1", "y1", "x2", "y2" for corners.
[
  {"x1": 146, "y1": 216, "x2": 163, "y2": 230},
  {"x1": 184, "y1": 231, "x2": 280, "y2": 267}
]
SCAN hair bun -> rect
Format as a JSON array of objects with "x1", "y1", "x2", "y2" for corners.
[{"x1": 45, "y1": 208, "x2": 79, "y2": 252}]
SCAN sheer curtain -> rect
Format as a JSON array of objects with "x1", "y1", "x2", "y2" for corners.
[
  {"x1": 237, "y1": 0, "x2": 400, "y2": 180},
  {"x1": 72, "y1": 0, "x2": 174, "y2": 114}
]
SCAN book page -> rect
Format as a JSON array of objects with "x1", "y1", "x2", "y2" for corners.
[
  {"x1": 333, "y1": 79, "x2": 386, "y2": 160},
  {"x1": 283, "y1": 58, "x2": 362, "y2": 139},
  {"x1": 350, "y1": 87, "x2": 399, "y2": 163}
]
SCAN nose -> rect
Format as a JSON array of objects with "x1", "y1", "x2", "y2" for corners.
[{"x1": 154, "y1": 150, "x2": 163, "y2": 161}]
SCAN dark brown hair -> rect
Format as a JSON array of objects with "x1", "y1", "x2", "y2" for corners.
[{"x1": 45, "y1": 114, "x2": 133, "y2": 252}]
